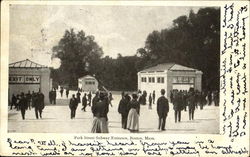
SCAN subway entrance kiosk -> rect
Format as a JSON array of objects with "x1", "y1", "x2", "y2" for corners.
[{"x1": 9, "y1": 59, "x2": 51, "y2": 104}]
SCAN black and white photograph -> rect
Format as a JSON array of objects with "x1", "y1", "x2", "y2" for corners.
[{"x1": 7, "y1": 4, "x2": 221, "y2": 134}]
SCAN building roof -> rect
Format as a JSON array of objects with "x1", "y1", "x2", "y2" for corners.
[
  {"x1": 140, "y1": 63, "x2": 175, "y2": 72},
  {"x1": 9, "y1": 59, "x2": 47, "y2": 68},
  {"x1": 139, "y1": 63, "x2": 199, "y2": 73},
  {"x1": 78, "y1": 75, "x2": 96, "y2": 80}
]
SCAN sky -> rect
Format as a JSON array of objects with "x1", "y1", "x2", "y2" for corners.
[{"x1": 9, "y1": 5, "x2": 200, "y2": 67}]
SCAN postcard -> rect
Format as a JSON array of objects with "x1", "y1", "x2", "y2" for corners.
[{"x1": 0, "y1": 1, "x2": 249, "y2": 156}]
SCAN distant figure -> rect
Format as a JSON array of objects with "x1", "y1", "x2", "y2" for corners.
[
  {"x1": 81, "y1": 93, "x2": 87, "y2": 111},
  {"x1": 157, "y1": 89, "x2": 169, "y2": 131},
  {"x1": 188, "y1": 91, "x2": 196, "y2": 120},
  {"x1": 211, "y1": 91, "x2": 216, "y2": 106},
  {"x1": 148, "y1": 93, "x2": 152, "y2": 109},
  {"x1": 31, "y1": 91, "x2": 35, "y2": 108},
  {"x1": 152, "y1": 90, "x2": 156, "y2": 104},
  {"x1": 16, "y1": 94, "x2": 20, "y2": 111},
  {"x1": 76, "y1": 91, "x2": 81, "y2": 104},
  {"x1": 26, "y1": 91, "x2": 32, "y2": 110},
  {"x1": 207, "y1": 91, "x2": 212, "y2": 105},
  {"x1": 52, "y1": 89, "x2": 57, "y2": 105},
  {"x1": 200, "y1": 91, "x2": 206, "y2": 110},
  {"x1": 91, "y1": 92, "x2": 109, "y2": 133},
  {"x1": 170, "y1": 90, "x2": 173, "y2": 103},
  {"x1": 60, "y1": 87, "x2": 64, "y2": 97},
  {"x1": 19, "y1": 93, "x2": 28, "y2": 120},
  {"x1": 127, "y1": 94, "x2": 140, "y2": 132},
  {"x1": 139, "y1": 91, "x2": 147, "y2": 105},
  {"x1": 49, "y1": 90, "x2": 53, "y2": 104},
  {"x1": 69, "y1": 94, "x2": 78, "y2": 119},
  {"x1": 183, "y1": 91, "x2": 188, "y2": 111},
  {"x1": 66, "y1": 89, "x2": 69, "y2": 98},
  {"x1": 214, "y1": 90, "x2": 219, "y2": 106},
  {"x1": 88, "y1": 92, "x2": 92, "y2": 106},
  {"x1": 11, "y1": 94, "x2": 17, "y2": 110},
  {"x1": 118, "y1": 92, "x2": 130, "y2": 129},
  {"x1": 108, "y1": 92, "x2": 113, "y2": 107}
]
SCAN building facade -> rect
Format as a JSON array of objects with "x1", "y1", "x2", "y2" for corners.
[
  {"x1": 78, "y1": 75, "x2": 98, "y2": 92},
  {"x1": 9, "y1": 59, "x2": 51, "y2": 104},
  {"x1": 137, "y1": 63, "x2": 202, "y2": 98}
]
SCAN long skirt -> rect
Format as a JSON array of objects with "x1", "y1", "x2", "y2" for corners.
[
  {"x1": 91, "y1": 117, "x2": 109, "y2": 133},
  {"x1": 127, "y1": 108, "x2": 139, "y2": 131}
]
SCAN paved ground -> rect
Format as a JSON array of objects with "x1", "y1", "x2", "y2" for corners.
[{"x1": 8, "y1": 91, "x2": 219, "y2": 134}]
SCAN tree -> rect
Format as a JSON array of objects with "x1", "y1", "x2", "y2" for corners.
[{"x1": 51, "y1": 29, "x2": 103, "y2": 88}]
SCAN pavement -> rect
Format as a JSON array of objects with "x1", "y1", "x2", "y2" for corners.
[{"x1": 8, "y1": 91, "x2": 219, "y2": 134}]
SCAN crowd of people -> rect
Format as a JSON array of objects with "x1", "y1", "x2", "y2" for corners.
[
  {"x1": 170, "y1": 89, "x2": 219, "y2": 122},
  {"x1": 10, "y1": 90, "x2": 45, "y2": 120},
  {"x1": 9, "y1": 86, "x2": 219, "y2": 133},
  {"x1": 116, "y1": 88, "x2": 219, "y2": 133}
]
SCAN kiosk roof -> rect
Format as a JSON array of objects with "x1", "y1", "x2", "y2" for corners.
[{"x1": 9, "y1": 59, "x2": 47, "y2": 68}]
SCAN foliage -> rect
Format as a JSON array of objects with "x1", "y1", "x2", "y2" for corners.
[
  {"x1": 51, "y1": 7, "x2": 220, "y2": 91},
  {"x1": 51, "y1": 29, "x2": 103, "y2": 88}
]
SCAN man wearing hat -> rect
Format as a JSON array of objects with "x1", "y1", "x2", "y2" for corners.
[
  {"x1": 19, "y1": 92, "x2": 28, "y2": 120},
  {"x1": 157, "y1": 89, "x2": 169, "y2": 131}
]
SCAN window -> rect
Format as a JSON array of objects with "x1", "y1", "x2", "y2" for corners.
[
  {"x1": 152, "y1": 77, "x2": 155, "y2": 83},
  {"x1": 149, "y1": 77, "x2": 152, "y2": 83},
  {"x1": 157, "y1": 77, "x2": 161, "y2": 83},
  {"x1": 173, "y1": 76, "x2": 195, "y2": 84},
  {"x1": 161, "y1": 77, "x2": 164, "y2": 83},
  {"x1": 183, "y1": 77, "x2": 189, "y2": 83},
  {"x1": 189, "y1": 77, "x2": 194, "y2": 83},
  {"x1": 157, "y1": 77, "x2": 164, "y2": 83},
  {"x1": 148, "y1": 77, "x2": 155, "y2": 83},
  {"x1": 85, "y1": 81, "x2": 95, "y2": 85},
  {"x1": 141, "y1": 77, "x2": 147, "y2": 82},
  {"x1": 172, "y1": 77, "x2": 177, "y2": 83}
]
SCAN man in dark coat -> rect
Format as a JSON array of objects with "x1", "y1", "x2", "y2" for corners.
[
  {"x1": 26, "y1": 91, "x2": 32, "y2": 110},
  {"x1": 19, "y1": 93, "x2": 28, "y2": 120},
  {"x1": 118, "y1": 92, "x2": 129, "y2": 129},
  {"x1": 173, "y1": 91, "x2": 183, "y2": 123},
  {"x1": 34, "y1": 91, "x2": 45, "y2": 119},
  {"x1": 81, "y1": 93, "x2": 88, "y2": 111},
  {"x1": 69, "y1": 94, "x2": 78, "y2": 119},
  {"x1": 11, "y1": 94, "x2": 17, "y2": 110},
  {"x1": 156, "y1": 89, "x2": 169, "y2": 131},
  {"x1": 188, "y1": 91, "x2": 196, "y2": 120}
]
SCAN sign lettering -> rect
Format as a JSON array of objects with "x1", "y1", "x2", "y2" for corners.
[{"x1": 9, "y1": 75, "x2": 40, "y2": 84}]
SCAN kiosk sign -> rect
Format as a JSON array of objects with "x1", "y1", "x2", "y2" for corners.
[{"x1": 9, "y1": 75, "x2": 40, "y2": 84}]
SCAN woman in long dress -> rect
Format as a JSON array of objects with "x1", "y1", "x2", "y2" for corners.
[
  {"x1": 91, "y1": 92, "x2": 109, "y2": 133},
  {"x1": 127, "y1": 93, "x2": 140, "y2": 132}
]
